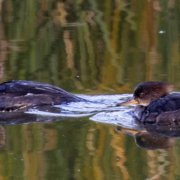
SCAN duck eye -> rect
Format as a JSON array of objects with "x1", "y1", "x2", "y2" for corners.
[
  {"x1": 139, "y1": 92, "x2": 145, "y2": 97},
  {"x1": 144, "y1": 110, "x2": 149, "y2": 116}
]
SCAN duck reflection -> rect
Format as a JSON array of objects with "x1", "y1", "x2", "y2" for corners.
[
  {"x1": 116, "y1": 126, "x2": 175, "y2": 150},
  {"x1": 135, "y1": 132, "x2": 174, "y2": 150},
  {"x1": 0, "y1": 106, "x2": 180, "y2": 150},
  {"x1": 0, "y1": 106, "x2": 63, "y2": 125},
  {"x1": 0, "y1": 110, "x2": 62, "y2": 149}
]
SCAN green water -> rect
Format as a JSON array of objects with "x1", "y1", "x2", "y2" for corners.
[{"x1": 0, "y1": 0, "x2": 180, "y2": 179}]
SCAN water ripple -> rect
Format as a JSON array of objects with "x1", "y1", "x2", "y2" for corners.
[{"x1": 26, "y1": 94, "x2": 142, "y2": 129}]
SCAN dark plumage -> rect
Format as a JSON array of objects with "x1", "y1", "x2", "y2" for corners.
[
  {"x1": 141, "y1": 93, "x2": 180, "y2": 123},
  {"x1": 0, "y1": 80, "x2": 83, "y2": 111},
  {"x1": 120, "y1": 81, "x2": 180, "y2": 125}
]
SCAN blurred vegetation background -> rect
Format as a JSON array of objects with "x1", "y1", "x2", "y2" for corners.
[{"x1": 0, "y1": 0, "x2": 179, "y2": 93}]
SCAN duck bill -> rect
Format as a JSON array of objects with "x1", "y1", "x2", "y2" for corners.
[{"x1": 117, "y1": 98, "x2": 139, "y2": 106}]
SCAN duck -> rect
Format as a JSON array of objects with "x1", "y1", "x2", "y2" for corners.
[
  {"x1": 119, "y1": 81, "x2": 180, "y2": 125},
  {"x1": 0, "y1": 80, "x2": 84, "y2": 112}
]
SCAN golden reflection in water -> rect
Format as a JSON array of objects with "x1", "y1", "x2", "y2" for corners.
[
  {"x1": 146, "y1": 150, "x2": 171, "y2": 180},
  {"x1": 21, "y1": 124, "x2": 58, "y2": 179},
  {"x1": 22, "y1": 125, "x2": 45, "y2": 180},
  {"x1": 1, "y1": 0, "x2": 179, "y2": 91},
  {"x1": 90, "y1": 124, "x2": 105, "y2": 180},
  {"x1": 52, "y1": 2, "x2": 67, "y2": 26},
  {"x1": 110, "y1": 127, "x2": 130, "y2": 180},
  {"x1": 85, "y1": 127, "x2": 101, "y2": 180},
  {"x1": 43, "y1": 127, "x2": 57, "y2": 151},
  {"x1": 85, "y1": 11, "x2": 96, "y2": 26},
  {"x1": 85, "y1": 124, "x2": 130, "y2": 180},
  {"x1": 86, "y1": 127, "x2": 96, "y2": 156},
  {"x1": 111, "y1": 0, "x2": 121, "y2": 52},
  {"x1": 64, "y1": 31, "x2": 74, "y2": 70},
  {"x1": 138, "y1": 1, "x2": 159, "y2": 80},
  {"x1": 0, "y1": 18, "x2": 6, "y2": 80},
  {"x1": 23, "y1": 151, "x2": 45, "y2": 180}
]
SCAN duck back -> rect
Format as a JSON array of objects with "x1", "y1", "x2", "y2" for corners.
[
  {"x1": 141, "y1": 93, "x2": 180, "y2": 124},
  {"x1": 0, "y1": 80, "x2": 83, "y2": 111},
  {"x1": 146, "y1": 93, "x2": 180, "y2": 113}
]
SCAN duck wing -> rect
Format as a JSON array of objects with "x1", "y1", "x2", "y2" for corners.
[
  {"x1": 144, "y1": 93, "x2": 180, "y2": 114},
  {"x1": 140, "y1": 93, "x2": 180, "y2": 122}
]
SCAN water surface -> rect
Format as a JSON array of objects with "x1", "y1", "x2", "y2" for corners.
[{"x1": 0, "y1": 0, "x2": 180, "y2": 179}]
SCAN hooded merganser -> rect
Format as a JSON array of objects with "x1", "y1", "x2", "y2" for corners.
[
  {"x1": 0, "y1": 80, "x2": 83, "y2": 112},
  {"x1": 119, "y1": 81, "x2": 180, "y2": 124}
]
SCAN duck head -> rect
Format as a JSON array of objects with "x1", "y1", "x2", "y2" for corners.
[{"x1": 119, "y1": 81, "x2": 174, "y2": 106}]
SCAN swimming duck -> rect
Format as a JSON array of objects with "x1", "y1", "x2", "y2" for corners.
[
  {"x1": 120, "y1": 81, "x2": 180, "y2": 124},
  {"x1": 0, "y1": 80, "x2": 83, "y2": 112}
]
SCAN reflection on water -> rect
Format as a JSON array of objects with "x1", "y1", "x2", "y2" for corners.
[
  {"x1": 0, "y1": 120, "x2": 175, "y2": 180},
  {"x1": 0, "y1": 107, "x2": 179, "y2": 179},
  {"x1": 0, "y1": 0, "x2": 180, "y2": 179},
  {"x1": 1, "y1": 0, "x2": 180, "y2": 91}
]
